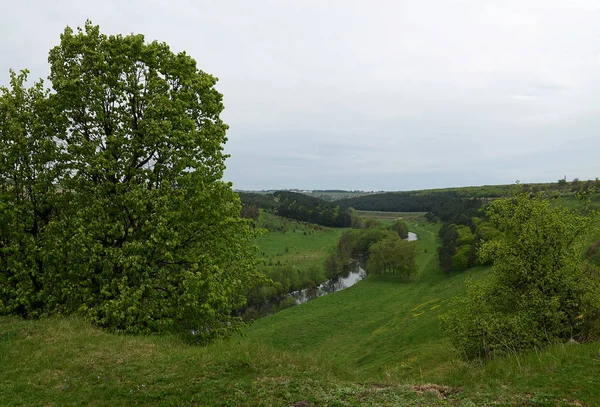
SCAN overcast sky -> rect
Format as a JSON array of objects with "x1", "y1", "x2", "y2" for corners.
[{"x1": 2, "y1": 0, "x2": 600, "y2": 191}]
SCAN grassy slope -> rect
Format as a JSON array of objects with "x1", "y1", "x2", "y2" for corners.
[
  {"x1": 2, "y1": 219, "x2": 600, "y2": 406},
  {"x1": 255, "y1": 211, "x2": 348, "y2": 270},
  {"x1": 247, "y1": 221, "x2": 487, "y2": 381}
]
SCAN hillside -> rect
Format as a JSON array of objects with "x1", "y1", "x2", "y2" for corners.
[{"x1": 2, "y1": 217, "x2": 599, "y2": 406}]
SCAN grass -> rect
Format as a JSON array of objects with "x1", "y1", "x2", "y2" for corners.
[
  {"x1": 255, "y1": 210, "x2": 348, "y2": 269},
  {"x1": 356, "y1": 210, "x2": 427, "y2": 221},
  {"x1": 243, "y1": 211, "x2": 350, "y2": 317},
  {"x1": 552, "y1": 193, "x2": 600, "y2": 213},
  {"x1": 2, "y1": 218, "x2": 600, "y2": 405}
]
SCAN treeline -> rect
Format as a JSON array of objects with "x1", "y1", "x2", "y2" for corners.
[
  {"x1": 337, "y1": 189, "x2": 484, "y2": 219},
  {"x1": 238, "y1": 192, "x2": 279, "y2": 211},
  {"x1": 274, "y1": 191, "x2": 351, "y2": 227},
  {"x1": 237, "y1": 191, "x2": 352, "y2": 228},
  {"x1": 338, "y1": 191, "x2": 438, "y2": 212},
  {"x1": 438, "y1": 218, "x2": 500, "y2": 273},
  {"x1": 336, "y1": 179, "x2": 600, "y2": 204},
  {"x1": 238, "y1": 192, "x2": 278, "y2": 223}
]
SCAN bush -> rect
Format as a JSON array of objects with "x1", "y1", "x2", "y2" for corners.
[
  {"x1": 389, "y1": 219, "x2": 409, "y2": 239},
  {"x1": 441, "y1": 194, "x2": 600, "y2": 359}
]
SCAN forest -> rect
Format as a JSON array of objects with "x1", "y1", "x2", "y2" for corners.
[{"x1": 238, "y1": 190, "x2": 352, "y2": 228}]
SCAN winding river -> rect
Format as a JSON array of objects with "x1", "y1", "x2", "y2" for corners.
[
  {"x1": 290, "y1": 231, "x2": 418, "y2": 304},
  {"x1": 242, "y1": 232, "x2": 418, "y2": 319}
]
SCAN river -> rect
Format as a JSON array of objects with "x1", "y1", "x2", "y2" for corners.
[{"x1": 290, "y1": 231, "x2": 417, "y2": 304}]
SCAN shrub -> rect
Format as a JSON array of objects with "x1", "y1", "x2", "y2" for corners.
[{"x1": 441, "y1": 194, "x2": 600, "y2": 359}]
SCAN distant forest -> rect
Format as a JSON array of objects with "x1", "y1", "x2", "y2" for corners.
[{"x1": 238, "y1": 191, "x2": 352, "y2": 228}]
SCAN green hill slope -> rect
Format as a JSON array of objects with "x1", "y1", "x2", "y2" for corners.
[{"x1": 1, "y1": 219, "x2": 599, "y2": 406}]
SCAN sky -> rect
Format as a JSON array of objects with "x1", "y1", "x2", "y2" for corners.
[{"x1": 1, "y1": 0, "x2": 600, "y2": 191}]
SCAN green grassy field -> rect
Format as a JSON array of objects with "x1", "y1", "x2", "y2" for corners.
[
  {"x1": 255, "y1": 211, "x2": 348, "y2": 270},
  {"x1": 356, "y1": 210, "x2": 427, "y2": 221},
  {"x1": 2, "y1": 219, "x2": 600, "y2": 406}
]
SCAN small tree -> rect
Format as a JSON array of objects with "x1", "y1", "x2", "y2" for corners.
[
  {"x1": 389, "y1": 219, "x2": 408, "y2": 239},
  {"x1": 441, "y1": 194, "x2": 600, "y2": 359},
  {"x1": 366, "y1": 236, "x2": 417, "y2": 279}
]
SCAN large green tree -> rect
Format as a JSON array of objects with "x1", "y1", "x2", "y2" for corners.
[
  {"x1": 442, "y1": 194, "x2": 600, "y2": 359},
  {"x1": 0, "y1": 22, "x2": 263, "y2": 341}
]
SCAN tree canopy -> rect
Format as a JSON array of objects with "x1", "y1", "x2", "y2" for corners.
[
  {"x1": 0, "y1": 21, "x2": 262, "y2": 341},
  {"x1": 274, "y1": 191, "x2": 351, "y2": 227},
  {"x1": 366, "y1": 236, "x2": 417, "y2": 279}
]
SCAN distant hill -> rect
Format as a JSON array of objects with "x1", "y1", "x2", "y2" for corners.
[
  {"x1": 335, "y1": 180, "x2": 599, "y2": 213},
  {"x1": 237, "y1": 191, "x2": 352, "y2": 228},
  {"x1": 273, "y1": 191, "x2": 351, "y2": 228}
]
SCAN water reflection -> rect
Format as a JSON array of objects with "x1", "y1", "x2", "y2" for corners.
[{"x1": 292, "y1": 261, "x2": 366, "y2": 304}]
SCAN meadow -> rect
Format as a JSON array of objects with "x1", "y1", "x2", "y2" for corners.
[
  {"x1": 2, "y1": 216, "x2": 599, "y2": 406},
  {"x1": 255, "y1": 210, "x2": 348, "y2": 270}
]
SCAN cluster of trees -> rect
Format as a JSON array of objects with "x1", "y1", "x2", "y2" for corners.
[
  {"x1": 326, "y1": 218, "x2": 416, "y2": 280},
  {"x1": 438, "y1": 218, "x2": 500, "y2": 273},
  {"x1": 237, "y1": 191, "x2": 352, "y2": 228},
  {"x1": 338, "y1": 191, "x2": 439, "y2": 212},
  {"x1": 441, "y1": 194, "x2": 600, "y2": 359},
  {"x1": 0, "y1": 22, "x2": 262, "y2": 341},
  {"x1": 238, "y1": 192, "x2": 279, "y2": 211},
  {"x1": 338, "y1": 188, "x2": 486, "y2": 274},
  {"x1": 557, "y1": 177, "x2": 600, "y2": 194},
  {"x1": 238, "y1": 192, "x2": 279, "y2": 223},
  {"x1": 274, "y1": 191, "x2": 351, "y2": 227}
]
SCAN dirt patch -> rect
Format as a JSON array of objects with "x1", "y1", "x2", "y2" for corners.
[{"x1": 412, "y1": 384, "x2": 461, "y2": 399}]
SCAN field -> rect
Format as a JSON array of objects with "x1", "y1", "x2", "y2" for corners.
[
  {"x1": 2, "y1": 218, "x2": 600, "y2": 406},
  {"x1": 255, "y1": 210, "x2": 348, "y2": 269},
  {"x1": 553, "y1": 193, "x2": 600, "y2": 213},
  {"x1": 356, "y1": 210, "x2": 427, "y2": 221}
]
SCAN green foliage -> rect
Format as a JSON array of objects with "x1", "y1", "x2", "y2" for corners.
[
  {"x1": 0, "y1": 70, "x2": 65, "y2": 317},
  {"x1": 274, "y1": 190, "x2": 352, "y2": 227},
  {"x1": 389, "y1": 219, "x2": 409, "y2": 239},
  {"x1": 237, "y1": 191, "x2": 279, "y2": 211},
  {"x1": 348, "y1": 207, "x2": 364, "y2": 228},
  {"x1": 324, "y1": 252, "x2": 344, "y2": 278},
  {"x1": 442, "y1": 194, "x2": 600, "y2": 359},
  {"x1": 454, "y1": 225, "x2": 474, "y2": 246},
  {"x1": 354, "y1": 227, "x2": 397, "y2": 254},
  {"x1": 4, "y1": 219, "x2": 600, "y2": 405},
  {"x1": 361, "y1": 217, "x2": 383, "y2": 229},
  {"x1": 366, "y1": 236, "x2": 417, "y2": 278},
  {"x1": 450, "y1": 245, "x2": 471, "y2": 272},
  {"x1": 0, "y1": 22, "x2": 263, "y2": 341}
]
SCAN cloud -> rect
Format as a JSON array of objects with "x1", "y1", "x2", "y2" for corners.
[{"x1": 1, "y1": 0, "x2": 599, "y2": 190}]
